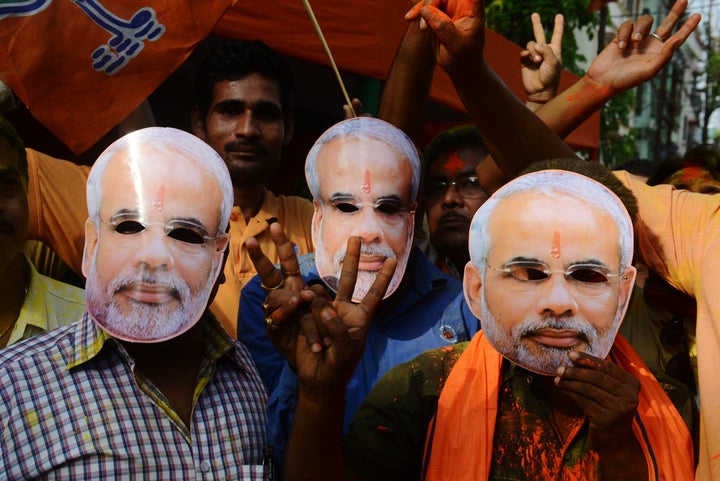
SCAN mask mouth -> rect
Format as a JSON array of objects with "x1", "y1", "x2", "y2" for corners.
[
  {"x1": 521, "y1": 328, "x2": 590, "y2": 349},
  {"x1": 115, "y1": 281, "x2": 181, "y2": 305}
]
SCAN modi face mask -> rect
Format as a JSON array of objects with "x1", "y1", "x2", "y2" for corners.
[
  {"x1": 464, "y1": 170, "x2": 637, "y2": 375},
  {"x1": 306, "y1": 118, "x2": 419, "y2": 302},
  {"x1": 82, "y1": 127, "x2": 232, "y2": 343}
]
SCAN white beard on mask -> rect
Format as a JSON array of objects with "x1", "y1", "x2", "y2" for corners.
[
  {"x1": 479, "y1": 286, "x2": 622, "y2": 375},
  {"x1": 314, "y1": 218, "x2": 412, "y2": 303},
  {"x1": 85, "y1": 258, "x2": 217, "y2": 343}
]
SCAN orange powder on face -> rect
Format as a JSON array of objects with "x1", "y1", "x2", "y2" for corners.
[
  {"x1": 550, "y1": 231, "x2": 561, "y2": 259},
  {"x1": 443, "y1": 152, "x2": 464, "y2": 176},
  {"x1": 152, "y1": 185, "x2": 166, "y2": 212},
  {"x1": 362, "y1": 170, "x2": 371, "y2": 194}
]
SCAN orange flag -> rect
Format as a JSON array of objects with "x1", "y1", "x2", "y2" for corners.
[{"x1": 0, "y1": 0, "x2": 237, "y2": 154}]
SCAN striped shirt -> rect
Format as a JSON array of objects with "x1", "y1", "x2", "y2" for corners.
[{"x1": 0, "y1": 312, "x2": 269, "y2": 480}]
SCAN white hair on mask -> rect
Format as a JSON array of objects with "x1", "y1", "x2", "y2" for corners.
[
  {"x1": 86, "y1": 127, "x2": 233, "y2": 234},
  {"x1": 468, "y1": 170, "x2": 634, "y2": 273},
  {"x1": 304, "y1": 117, "x2": 421, "y2": 203}
]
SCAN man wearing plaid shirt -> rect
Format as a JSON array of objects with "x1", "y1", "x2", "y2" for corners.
[{"x1": 0, "y1": 127, "x2": 270, "y2": 480}]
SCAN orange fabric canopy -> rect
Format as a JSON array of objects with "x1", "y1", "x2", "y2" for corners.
[{"x1": 214, "y1": 0, "x2": 599, "y2": 151}]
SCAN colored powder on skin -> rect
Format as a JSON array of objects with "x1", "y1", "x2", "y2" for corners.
[
  {"x1": 550, "y1": 231, "x2": 561, "y2": 259},
  {"x1": 362, "y1": 170, "x2": 371, "y2": 194},
  {"x1": 443, "y1": 152, "x2": 464, "y2": 176},
  {"x1": 152, "y1": 185, "x2": 166, "y2": 212}
]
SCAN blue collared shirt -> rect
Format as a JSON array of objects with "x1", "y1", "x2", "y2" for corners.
[
  {"x1": 237, "y1": 247, "x2": 478, "y2": 460},
  {"x1": 0, "y1": 313, "x2": 270, "y2": 480}
]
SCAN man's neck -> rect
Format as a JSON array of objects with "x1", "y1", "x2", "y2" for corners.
[
  {"x1": 122, "y1": 321, "x2": 205, "y2": 427},
  {"x1": 233, "y1": 182, "x2": 266, "y2": 222}
]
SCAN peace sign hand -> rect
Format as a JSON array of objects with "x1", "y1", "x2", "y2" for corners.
[{"x1": 295, "y1": 237, "x2": 397, "y2": 400}]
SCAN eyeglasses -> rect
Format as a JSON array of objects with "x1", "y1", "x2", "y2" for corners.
[
  {"x1": 423, "y1": 175, "x2": 488, "y2": 201},
  {"x1": 103, "y1": 213, "x2": 226, "y2": 252},
  {"x1": 486, "y1": 260, "x2": 624, "y2": 297},
  {"x1": 326, "y1": 198, "x2": 415, "y2": 226}
]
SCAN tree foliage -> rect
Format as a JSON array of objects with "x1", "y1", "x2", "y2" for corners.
[
  {"x1": 484, "y1": 0, "x2": 639, "y2": 163},
  {"x1": 704, "y1": 32, "x2": 720, "y2": 144}
]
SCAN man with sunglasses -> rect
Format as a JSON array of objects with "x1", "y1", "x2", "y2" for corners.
[
  {"x1": 0, "y1": 128, "x2": 270, "y2": 479},
  {"x1": 421, "y1": 124, "x2": 489, "y2": 279}
]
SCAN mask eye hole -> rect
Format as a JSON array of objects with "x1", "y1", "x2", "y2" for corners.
[
  {"x1": 375, "y1": 203, "x2": 402, "y2": 216},
  {"x1": 113, "y1": 220, "x2": 146, "y2": 235},
  {"x1": 334, "y1": 202, "x2": 359, "y2": 213},
  {"x1": 568, "y1": 267, "x2": 609, "y2": 284},
  {"x1": 167, "y1": 227, "x2": 205, "y2": 245},
  {"x1": 506, "y1": 264, "x2": 549, "y2": 281}
]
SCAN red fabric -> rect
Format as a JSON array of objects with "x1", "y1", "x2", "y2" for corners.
[
  {"x1": 214, "y1": 0, "x2": 599, "y2": 150},
  {"x1": 423, "y1": 332, "x2": 694, "y2": 480},
  {"x1": 0, "y1": 0, "x2": 237, "y2": 154}
]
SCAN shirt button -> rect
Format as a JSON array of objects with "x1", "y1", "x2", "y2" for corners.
[{"x1": 200, "y1": 460, "x2": 212, "y2": 473}]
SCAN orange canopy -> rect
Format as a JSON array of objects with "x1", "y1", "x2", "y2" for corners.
[{"x1": 214, "y1": 0, "x2": 599, "y2": 151}]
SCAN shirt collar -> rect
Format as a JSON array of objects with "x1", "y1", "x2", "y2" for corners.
[
  {"x1": 16, "y1": 256, "x2": 49, "y2": 332},
  {"x1": 66, "y1": 311, "x2": 253, "y2": 374}
]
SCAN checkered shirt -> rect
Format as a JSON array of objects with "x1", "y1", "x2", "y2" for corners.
[{"x1": 0, "y1": 312, "x2": 269, "y2": 480}]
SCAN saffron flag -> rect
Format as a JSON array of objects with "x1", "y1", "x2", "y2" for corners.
[{"x1": 0, "y1": 0, "x2": 237, "y2": 154}]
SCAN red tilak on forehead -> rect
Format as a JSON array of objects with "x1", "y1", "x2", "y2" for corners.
[
  {"x1": 152, "y1": 185, "x2": 166, "y2": 212},
  {"x1": 443, "y1": 152, "x2": 464, "y2": 176},
  {"x1": 550, "y1": 231, "x2": 561, "y2": 259},
  {"x1": 362, "y1": 169, "x2": 371, "y2": 194}
]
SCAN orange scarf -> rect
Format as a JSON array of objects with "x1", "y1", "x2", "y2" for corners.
[{"x1": 423, "y1": 332, "x2": 694, "y2": 481}]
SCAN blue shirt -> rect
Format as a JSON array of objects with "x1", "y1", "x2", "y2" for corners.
[
  {"x1": 0, "y1": 313, "x2": 270, "y2": 480},
  {"x1": 237, "y1": 247, "x2": 478, "y2": 459}
]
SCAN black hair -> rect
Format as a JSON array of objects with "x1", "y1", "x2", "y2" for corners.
[
  {"x1": 647, "y1": 144, "x2": 720, "y2": 187},
  {"x1": 422, "y1": 124, "x2": 488, "y2": 177},
  {"x1": 613, "y1": 158, "x2": 657, "y2": 179},
  {"x1": 0, "y1": 114, "x2": 27, "y2": 186},
  {"x1": 194, "y1": 39, "x2": 295, "y2": 124},
  {"x1": 521, "y1": 157, "x2": 638, "y2": 224}
]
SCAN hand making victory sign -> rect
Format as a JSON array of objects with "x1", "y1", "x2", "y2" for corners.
[
  {"x1": 521, "y1": 13, "x2": 564, "y2": 108},
  {"x1": 246, "y1": 222, "x2": 328, "y2": 366},
  {"x1": 294, "y1": 237, "x2": 396, "y2": 398}
]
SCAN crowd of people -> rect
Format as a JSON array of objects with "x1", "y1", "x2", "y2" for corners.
[{"x1": 0, "y1": 0, "x2": 718, "y2": 479}]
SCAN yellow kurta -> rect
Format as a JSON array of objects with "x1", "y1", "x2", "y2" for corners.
[{"x1": 8, "y1": 256, "x2": 85, "y2": 346}]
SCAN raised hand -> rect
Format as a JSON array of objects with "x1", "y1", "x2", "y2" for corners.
[
  {"x1": 295, "y1": 237, "x2": 396, "y2": 399},
  {"x1": 405, "y1": 0, "x2": 486, "y2": 77},
  {"x1": 521, "y1": 13, "x2": 563, "y2": 107},
  {"x1": 586, "y1": 0, "x2": 701, "y2": 97},
  {"x1": 245, "y1": 222, "x2": 326, "y2": 362}
]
